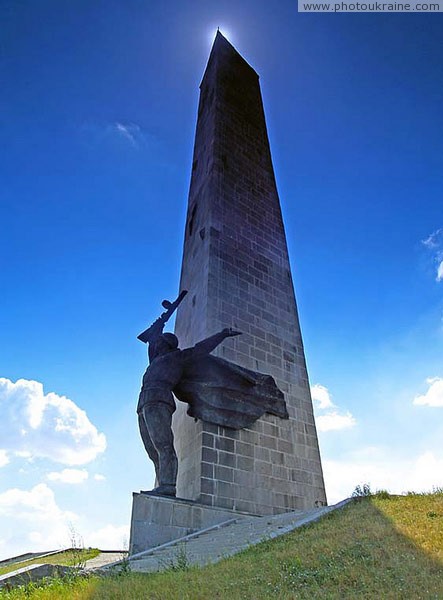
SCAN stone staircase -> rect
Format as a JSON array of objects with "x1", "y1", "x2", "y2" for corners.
[{"x1": 104, "y1": 499, "x2": 351, "y2": 574}]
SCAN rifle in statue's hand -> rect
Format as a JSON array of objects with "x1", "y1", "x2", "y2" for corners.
[{"x1": 137, "y1": 290, "x2": 188, "y2": 343}]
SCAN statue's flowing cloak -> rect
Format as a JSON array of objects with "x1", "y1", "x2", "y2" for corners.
[{"x1": 173, "y1": 356, "x2": 288, "y2": 429}]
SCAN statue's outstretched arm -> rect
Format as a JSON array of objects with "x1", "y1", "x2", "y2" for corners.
[{"x1": 191, "y1": 328, "x2": 241, "y2": 358}]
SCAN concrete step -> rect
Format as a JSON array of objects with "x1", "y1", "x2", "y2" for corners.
[{"x1": 123, "y1": 499, "x2": 350, "y2": 573}]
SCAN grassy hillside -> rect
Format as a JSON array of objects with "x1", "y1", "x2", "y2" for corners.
[{"x1": 2, "y1": 492, "x2": 443, "y2": 599}]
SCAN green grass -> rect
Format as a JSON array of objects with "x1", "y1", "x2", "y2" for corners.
[
  {"x1": 0, "y1": 548, "x2": 100, "y2": 576},
  {"x1": 2, "y1": 493, "x2": 443, "y2": 599}
]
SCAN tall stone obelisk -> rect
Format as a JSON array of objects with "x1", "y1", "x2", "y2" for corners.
[{"x1": 173, "y1": 32, "x2": 326, "y2": 514}]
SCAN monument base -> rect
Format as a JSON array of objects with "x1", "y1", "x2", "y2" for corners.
[{"x1": 129, "y1": 492, "x2": 251, "y2": 555}]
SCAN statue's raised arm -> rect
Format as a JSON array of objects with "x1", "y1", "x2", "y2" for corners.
[{"x1": 137, "y1": 290, "x2": 188, "y2": 344}]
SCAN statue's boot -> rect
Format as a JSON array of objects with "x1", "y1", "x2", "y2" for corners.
[{"x1": 141, "y1": 484, "x2": 176, "y2": 497}]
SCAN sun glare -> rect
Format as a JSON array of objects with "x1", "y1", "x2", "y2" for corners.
[{"x1": 207, "y1": 26, "x2": 233, "y2": 45}]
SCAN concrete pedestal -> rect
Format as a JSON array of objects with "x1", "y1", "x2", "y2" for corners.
[{"x1": 129, "y1": 492, "x2": 248, "y2": 555}]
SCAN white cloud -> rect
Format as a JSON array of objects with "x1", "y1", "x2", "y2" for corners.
[
  {"x1": 0, "y1": 484, "x2": 79, "y2": 559},
  {"x1": 0, "y1": 539, "x2": 6, "y2": 561},
  {"x1": 47, "y1": 469, "x2": 89, "y2": 484},
  {"x1": 421, "y1": 228, "x2": 443, "y2": 282},
  {"x1": 311, "y1": 384, "x2": 335, "y2": 409},
  {"x1": 94, "y1": 474, "x2": 106, "y2": 481},
  {"x1": 85, "y1": 524, "x2": 129, "y2": 551},
  {"x1": 14, "y1": 450, "x2": 32, "y2": 459},
  {"x1": 422, "y1": 228, "x2": 443, "y2": 249},
  {"x1": 82, "y1": 120, "x2": 150, "y2": 151},
  {"x1": 0, "y1": 483, "x2": 128, "y2": 560},
  {"x1": 0, "y1": 378, "x2": 106, "y2": 465},
  {"x1": 0, "y1": 450, "x2": 9, "y2": 467},
  {"x1": 316, "y1": 411, "x2": 356, "y2": 432},
  {"x1": 112, "y1": 122, "x2": 142, "y2": 147},
  {"x1": 324, "y1": 450, "x2": 443, "y2": 504},
  {"x1": 0, "y1": 484, "x2": 76, "y2": 522},
  {"x1": 414, "y1": 377, "x2": 443, "y2": 407},
  {"x1": 312, "y1": 383, "x2": 356, "y2": 432}
]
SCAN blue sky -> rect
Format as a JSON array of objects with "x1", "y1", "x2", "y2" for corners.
[{"x1": 1, "y1": 1, "x2": 442, "y2": 558}]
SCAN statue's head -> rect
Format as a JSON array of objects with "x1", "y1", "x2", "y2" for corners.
[{"x1": 158, "y1": 333, "x2": 179, "y2": 353}]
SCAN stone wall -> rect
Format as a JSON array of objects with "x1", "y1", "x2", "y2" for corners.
[{"x1": 129, "y1": 493, "x2": 243, "y2": 555}]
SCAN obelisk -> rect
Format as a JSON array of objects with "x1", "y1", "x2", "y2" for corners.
[{"x1": 173, "y1": 32, "x2": 326, "y2": 514}]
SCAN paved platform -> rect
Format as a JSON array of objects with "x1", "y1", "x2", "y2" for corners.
[{"x1": 84, "y1": 552, "x2": 125, "y2": 570}]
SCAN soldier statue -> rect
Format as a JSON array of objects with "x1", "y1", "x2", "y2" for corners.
[{"x1": 137, "y1": 291, "x2": 288, "y2": 497}]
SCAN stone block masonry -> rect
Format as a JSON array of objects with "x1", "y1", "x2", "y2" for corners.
[
  {"x1": 129, "y1": 493, "x2": 246, "y2": 555},
  {"x1": 173, "y1": 32, "x2": 326, "y2": 515}
]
